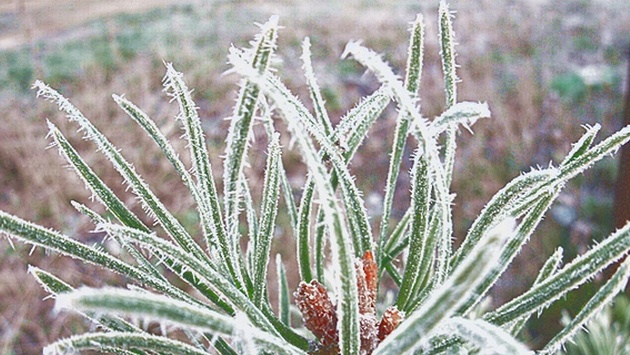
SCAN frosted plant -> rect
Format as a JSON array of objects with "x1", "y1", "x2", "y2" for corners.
[
  {"x1": 558, "y1": 294, "x2": 630, "y2": 355},
  {"x1": 2, "y1": 2, "x2": 630, "y2": 354}
]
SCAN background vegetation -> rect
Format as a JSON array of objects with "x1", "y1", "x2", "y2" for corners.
[{"x1": 1, "y1": 0, "x2": 629, "y2": 353}]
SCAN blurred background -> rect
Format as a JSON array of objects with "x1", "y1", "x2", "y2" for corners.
[{"x1": 1, "y1": 0, "x2": 629, "y2": 353}]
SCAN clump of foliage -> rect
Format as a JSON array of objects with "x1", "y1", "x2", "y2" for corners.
[
  {"x1": 1, "y1": 2, "x2": 630, "y2": 354},
  {"x1": 560, "y1": 294, "x2": 630, "y2": 355}
]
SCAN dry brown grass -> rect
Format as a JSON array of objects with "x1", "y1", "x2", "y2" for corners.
[{"x1": 1, "y1": 0, "x2": 629, "y2": 352}]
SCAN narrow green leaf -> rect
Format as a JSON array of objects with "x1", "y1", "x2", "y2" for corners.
[
  {"x1": 29, "y1": 265, "x2": 73, "y2": 294},
  {"x1": 45, "y1": 332, "x2": 207, "y2": 355},
  {"x1": 223, "y1": 17, "x2": 279, "y2": 277},
  {"x1": 451, "y1": 169, "x2": 557, "y2": 271},
  {"x1": 409, "y1": 207, "x2": 445, "y2": 305},
  {"x1": 378, "y1": 14, "x2": 424, "y2": 266},
  {"x1": 262, "y1": 107, "x2": 299, "y2": 239},
  {"x1": 162, "y1": 64, "x2": 231, "y2": 277},
  {"x1": 559, "y1": 124, "x2": 630, "y2": 180},
  {"x1": 397, "y1": 155, "x2": 431, "y2": 310},
  {"x1": 439, "y1": 1, "x2": 458, "y2": 110},
  {"x1": 252, "y1": 133, "x2": 282, "y2": 306},
  {"x1": 430, "y1": 207, "x2": 450, "y2": 287},
  {"x1": 276, "y1": 254, "x2": 290, "y2": 326},
  {"x1": 29, "y1": 266, "x2": 144, "y2": 337},
  {"x1": 380, "y1": 210, "x2": 411, "y2": 273},
  {"x1": 296, "y1": 178, "x2": 316, "y2": 282},
  {"x1": 55, "y1": 287, "x2": 305, "y2": 354},
  {"x1": 540, "y1": 257, "x2": 630, "y2": 354},
  {"x1": 35, "y1": 81, "x2": 213, "y2": 270},
  {"x1": 242, "y1": 178, "x2": 259, "y2": 247},
  {"x1": 375, "y1": 218, "x2": 514, "y2": 354},
  {"x1": 559, "y1": 124, "x2": 600, "y2": 168},
  {"x1": 0, "y1": 210, "x2": 204, "y2": 312},
  {"x1": 315, "y1": 212, "x2": 327, "y2": 283},
  {"x1": 384, "y1": 262, "x2": 403, "y2": 287},
  {"x1": 438, "y1": 0, "x2": 459, "y2": 189},
  {"x1": 484, "y1": 221, "x2": 630, "y2": 326},
  {"x1": 243, "y1": 176, "x2": 260, "y2": 282},
  {"x1": 301, "y1": 37, "x2": 333, "y2": 138},
  {"x1": 423, "y1": 335, "x2": 463, "y2": 355},
  {"x1": 509, "y1": 247, "x2": 564, "y2": 336},
  {"x1": 336, "y1": 87, "x2": 390, "y2": 161},
  {"x1": 438, "y1": 317, "x2": 531, "y2": 354},
  {"x1": 261, "y1": 303, "x2": 311, "y2": 351},
  {"x1": 404, "y1": 14, "x2": 425, "y2": 95}
]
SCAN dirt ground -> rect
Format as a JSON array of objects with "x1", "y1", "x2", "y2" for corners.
[{"x1": 0, "y1": 0, "x2": 184, "y2": 50}]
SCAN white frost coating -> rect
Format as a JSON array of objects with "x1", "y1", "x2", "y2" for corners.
[
  {"x1": 35, "y1": 81, "x2": 208, "y2": 265},
  {"x1": 540, "y1": 257, "x2": 630, "y2": 354},
  {"x1": 375, "y1": 218, "x2": 515, "y2": 354},
  {"x1": 438, "y1": 317, "x2": 532, "y2": 355},
  {"x1": 560, "y1": 124, "x2": 600, "y2": 168},
  {"x1": 403, "y1": 13, "x2": 424, "y2": 93},
  {"x1": 335, "y1": 88, "x2": 389, "y2": 151},
  {"x1": 44, "y1": 331, "x2": 210, "y2": 355},
  {"x1": 301, "y1": 37, "x2": 335, "y2": 140},
  {"x1": 560, "y1": 123, "x2": 630, "y2": 180},
  {"x1": 230, "y1": 46, "x2": 373, "y2": 250},
  {"x1": 431, "y1": 101, "x2": 491, "y2": 135},
  {"x1": 161, "y1": 62, "x2": 229, "y2": 275},
  {"x1": 28, "y1": 265, "x2": 65, "y2": 297},
  {"x1": 43, "y1": 342, "x2": 64, "y2": 355},
  {"x1": 233, "y1": 312, "x2": 258, "y2": 355},
  {"x1": 342, "y1": 41, "x2": 450, "y2": 218},
  {"x1": 222, "y1": 17, "x2": 279, "y2": 286},
  {"x1": 54, "y1": 286, "x2": 303, "y2": 353},
  {"x1": 438, "y1": 0, "x2": 459, "y2": 103},
  {"x1": 230, "y1": 38, "x2": 361, "y2": 354}
]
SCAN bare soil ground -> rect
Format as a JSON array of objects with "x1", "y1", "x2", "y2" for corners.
[{"x1": 0, "y1": 0, "x2": 182, "y2": 50}]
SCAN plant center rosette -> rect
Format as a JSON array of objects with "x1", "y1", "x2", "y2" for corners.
[{"x1": 294, "y1": 251, "x2": 403, "y2": 354}]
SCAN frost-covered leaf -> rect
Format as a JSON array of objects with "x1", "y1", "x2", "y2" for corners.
[
  {"x1": 431, "y1": 101, "x2": 491, "y2": 134},
  {"x1": 55, "y1": 287, "x2": 305, "y2": 354},
  {"x1": 436, "y1": 317, "x2": 531, "y2": 355},
  {"x1": 44, "y1": 332, "x2": 206, "y2": 355},
  {"x1": 484, "y1": 222, "x2": 630, "y2": 326},
  {"x1": 223, "y1": 16, "x2": 279, "y2": 276},
  {"x1": 377, "y1": 13, "x2": 424, "y2": 262},
  {"x1": 540, "y1": 256, "x2": 630, "y2": 354},
  {"x1": 35, "y1": 81, "x2": 212, "y2": 269},
  {"x1": 375, "y1": 219, "x2": 515, "y2": 354}
]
